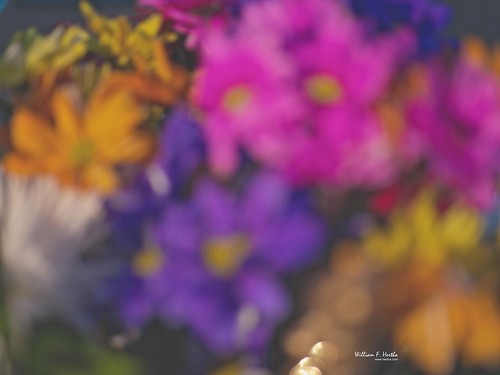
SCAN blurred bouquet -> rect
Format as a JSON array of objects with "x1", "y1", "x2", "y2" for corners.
[{"x1": 0, "y1": 0, "x2": 500, "y2": 374}]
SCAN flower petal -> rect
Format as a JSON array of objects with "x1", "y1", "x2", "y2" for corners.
[
  {"x1": 3, "y1": 154, "x2": 38, "y2": 175},
  {"x1": 84, "y1": 90, "x2": 143, "y2": 144},
  {"x1": 82, "y1": 163, "x2": 119, "y2": 194},
  {"x1": 51, "y1": 88, "x2": 82, "y2": 143},
  {"x1": 11, "y1": 108, "x2": 57, "y2": 157},
  {"x1": 98, "y1": 132, "x2": 155, "y2": 164}
]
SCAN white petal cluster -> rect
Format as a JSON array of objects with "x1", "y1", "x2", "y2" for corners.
[{"x1": 0, "y1": 174, "x2": 112, "y2": 343}]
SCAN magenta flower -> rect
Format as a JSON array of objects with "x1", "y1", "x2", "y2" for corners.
[
  {"x1": 194, "y1": 29, "x2": 302, "y2": 176},
  {"x1": 284, "y1": 12, "x2": 409, "y2": 187},
  {"x1": 193, "y1": 0, "x2": 415, "y2": 188},
  {"x1": 405, "y1": 54, "x2": 500, "y2": 208},
  {"x1": 141, "y1": 0, "x2": 219, "y2": 11}
]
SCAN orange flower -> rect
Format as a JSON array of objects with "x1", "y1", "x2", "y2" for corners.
[
  {"x1": 4, "y1": 85, "x2": 154, "y2": 194},
  {"x1": 394, "y1": 285, "x2": 500, "y2": 374}
]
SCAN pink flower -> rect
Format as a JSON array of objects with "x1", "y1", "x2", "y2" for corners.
[
  {"x1": 405, "y1": 53, "x2": 500, "y2": 208},
  {"x1": 141, "y1": 0, "x2": 219, "y2": 11},
  {"x1": 193, "y1": 29, "x2": 302, "y2": 175},
  {"x1": 284, "y1": 15, "x2": 411, "y2": 187},
  {"x1": 193, "y1": 0, "x2": 415, "y2": 188}
]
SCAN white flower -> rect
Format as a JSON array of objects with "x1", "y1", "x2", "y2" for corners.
[{"x1": 0, "y1": 174, "x2": 113, "y2": 344}]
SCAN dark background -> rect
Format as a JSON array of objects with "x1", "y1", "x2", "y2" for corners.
[{"x1": 1, "y1": 0, "x2": 500, "y2": 49}]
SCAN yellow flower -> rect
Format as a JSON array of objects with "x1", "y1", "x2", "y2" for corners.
[
  {"x1": 25, "y1": 26, "x2": 90, "y2": 75},
  {"x1": 363, "y1": 189, "x2": 483, "y2": 267},
  {"x1": 79, "y1": 0, "x2": 188, "y2": 105},
  {"x1": 80, "y1": 0, "x2": 165, "y2": 66},
  {"x1": 98, "y1": 40, "x2": 189, "y2": 106},
  {"x1": 4, "y1": 84, "x2": 154, "y2": 194}
]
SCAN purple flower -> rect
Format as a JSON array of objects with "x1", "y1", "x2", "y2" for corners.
[
  {"x1": 106, "y1": 108, "x2": 205, "y2": 252},
  {"x1": 347, "y1": 0, "x2": 451, "y2": 55},
  {"x1": 119, "y1": 172, "x2": 326, "y2": 355}
]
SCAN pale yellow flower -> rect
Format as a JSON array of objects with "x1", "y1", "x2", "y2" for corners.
[
  {"x1": 25, "y1": 26, "x2": 89, "y2": 75},
  {"x1": 363, "y1": 189, "x2": 483, "y2": 267}
]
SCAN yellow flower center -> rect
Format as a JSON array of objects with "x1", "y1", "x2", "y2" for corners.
[
  {"x1": 203, "y1": 235, "x2": 251, "y2": 278},
  {"x1": 132, "y1": 247, "x2": 165, "y2": 277},
  {"x1": 70, "y1": 139, "x2": 94, "y2": 168},
  {"x1": 212, "y1": 363, "x2": 242, "y2": 375},
  {"x1": 305, "y1": 74, "x2": 342, "y2": 105},
  {"x1": 222, "y1": 85, "x2": 253, "y2": 113}
]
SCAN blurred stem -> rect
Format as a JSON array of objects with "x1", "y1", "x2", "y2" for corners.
[{"x1": 0, "y1": 98, "x2": 12, "y2": 117}]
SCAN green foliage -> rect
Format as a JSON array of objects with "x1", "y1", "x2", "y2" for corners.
[{"x1": 18, "y1": 323, "x2": 143, "y2": 375}]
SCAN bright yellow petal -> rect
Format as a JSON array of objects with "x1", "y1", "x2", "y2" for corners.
[
  {"x1": 11, "y1": 108, "x2": 57, "y2": 157},
  {"x1": 441, "y1": 205, "x2": 483, "y2": 254},
  {"x1": 107, "y1": 16, "x2": 130, "y2": 57},
  {"x1": 51, "y1": 88, "x2": 82, "y2": 143},
  {"x1": 81, "y1": 163, "x2": 119, "y2": 195},
  {"x1": 80, "y1": 0, "x2": 107, "y2": 34},
  {"x1": 134, "y1": 14, "x2": 162, "y2": 38},
  {"x1": 60, "y1": 25, "x2": 90, "y2": 47},
  {"x1": 84, "y1": 89, "x2": 144, "y2": 144},
  {"x1": 409, "y1": 189, "x2": 438, "y2": 239}
]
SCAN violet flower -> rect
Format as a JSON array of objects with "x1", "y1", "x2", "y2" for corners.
[
  {"x1": 106, "y1": 108, "x2": 205, "y2": 252},
  {"x1": 118, "y1": 172, "x2": 326, "y2": 355}
]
